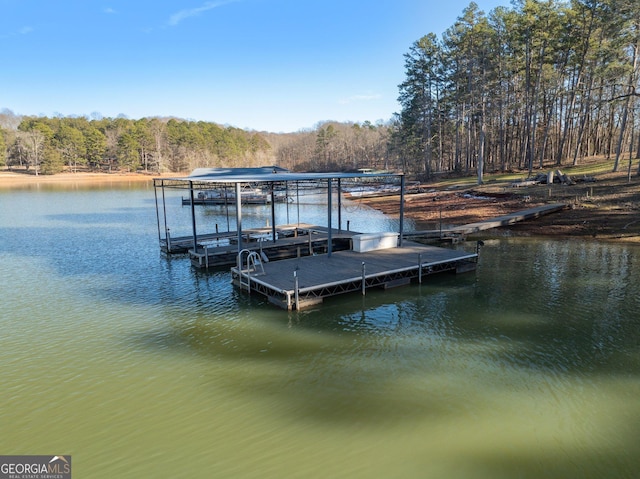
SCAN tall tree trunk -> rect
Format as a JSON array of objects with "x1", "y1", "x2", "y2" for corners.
[{"x1": 614, "y1": 39, "x2": 638, "y2": 171}]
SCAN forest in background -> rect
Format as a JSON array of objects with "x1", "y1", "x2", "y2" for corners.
[
  {"x1": 1, "y1": 0, "x2": 639, "y2": 181},
  {"x1": 396, "y1": 0, "x2": 640, "y2": 182},
  {"x1": 0, "y1": 110, "x2": 390, "y2": 176}
]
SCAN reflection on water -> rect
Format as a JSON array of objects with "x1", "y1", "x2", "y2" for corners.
[{"x1": 1, "y1": 187, "x2": 639, "y2": 478}]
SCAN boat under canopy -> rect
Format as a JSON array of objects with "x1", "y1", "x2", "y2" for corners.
[
  {"x1": 181, "y1": 185, "x2": 289, "y2": 205},
  {"x1": 153, "y1": 166, "x2": 407, "y2": 259}
]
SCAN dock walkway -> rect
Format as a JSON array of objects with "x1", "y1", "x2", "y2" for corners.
[
  {"x1": 403, "y1": 203, "x2": 566, "y2": 240},
  {"x1": 232, "y1": 242, "x2": 477, "y2": 310}
]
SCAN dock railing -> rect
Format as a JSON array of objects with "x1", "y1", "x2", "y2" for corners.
[{"x1": 236, "y1": 249, "x2": 266, "y2": 292}]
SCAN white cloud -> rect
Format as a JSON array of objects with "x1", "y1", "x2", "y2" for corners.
[
  {"x1": 103, "y1": 7, "x2": 117, "y2": 14},
  {"x1": 18, "y1": 26, "x2": 34, "y2": 35},
  {"x1": 168, "y1": 0, "x2": 239, "y2": 26}
]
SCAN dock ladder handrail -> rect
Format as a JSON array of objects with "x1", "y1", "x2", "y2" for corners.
[{"x1": 236, "y1": 249, "x2": 266, "y2": 292}]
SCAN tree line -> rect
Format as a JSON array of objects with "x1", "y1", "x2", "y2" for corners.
[
  {"x1": 0, "y1": 109, "x2": 392, "y2": 175},
  {"x1": 394, "y1": 0, "x2": 640, "y2": 182},
  {"x1": 0, "y1": 111, "x2": 277, "y2": 175}
]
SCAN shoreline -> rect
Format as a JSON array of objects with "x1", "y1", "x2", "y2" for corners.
[
  {"x1": 0, "y1": 170, "x2": 176, "y2": 187},
  {"x1": 3, "y1": 168, "x2": 638, "y2": 243}
]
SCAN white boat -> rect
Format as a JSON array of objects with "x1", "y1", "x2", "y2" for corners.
[{"x1": 183, "y1": 187, "x2": 271, "y2": 205}]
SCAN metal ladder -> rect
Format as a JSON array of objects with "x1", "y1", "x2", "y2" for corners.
[{"x1": 237, "y1": 249, "x2": 265, "y2": 291}]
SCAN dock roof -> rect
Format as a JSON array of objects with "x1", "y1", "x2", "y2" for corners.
[{"x1": 155, "y1": 166, "x2": 402, "y2": 186}]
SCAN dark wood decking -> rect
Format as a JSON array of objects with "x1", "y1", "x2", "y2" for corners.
[{"x1": 231, "y1": 242, "x2": 477, "y2": 310}]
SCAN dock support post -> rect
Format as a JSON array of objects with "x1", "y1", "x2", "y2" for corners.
[
  {"x1": 296, "y1": 181, "x2": 300, "y2": 226},
  {"x1": 204, "y1": 245, "x2": 209, "y2": 269},
  {"x1": 361, "y1": 262, "x2": 366, "y2": 295},
  {"x1": 225, "y1": 186, "x2": 231, "y2": 231},
  {"x1": 418, "y1": 253, "x2": 422, "y2": 283},
  {"x1": 154, "y1": 181, "x2": 162, "y2": 244},
  {"x1": 235, "y1": 182, "x2": 243, "y2": 260},
  {"x1": 270, "y1": 181, "x2": 277, "y2": 243},
  {"x1": 294, "y1": 270, "x2": 299, "y2": 309},
  {"x1": 327, "y1": 178, "x2": 333, "y2": 257},
  {"x1": 399, "y1": 175, "x2": 405, "y2": 247},
  {"x1": 161, "y1": 182, "x2": 168, "y2": 239},
  {"x1": 337, "y1": 178, "x2": 342, "y2": 231},
  {"x1": 189, "y1": 181, "x2": 198, "y2": 253}
]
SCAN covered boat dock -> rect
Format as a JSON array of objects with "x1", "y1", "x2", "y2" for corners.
[
  {"x1": 153, "y1": 167, "x2": 478, "y2": 309},
  {"x1": 153, "y1": 167, "x2": 409, "y2": 263}
]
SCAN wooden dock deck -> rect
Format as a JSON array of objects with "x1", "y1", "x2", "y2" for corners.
[{"x1": 231, "y1": 242, "x2": 477, "y2": 310}]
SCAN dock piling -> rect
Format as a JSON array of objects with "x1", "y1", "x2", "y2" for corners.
[{"x1": 294, "y1": 269, "x2": 299, "y2": 308}]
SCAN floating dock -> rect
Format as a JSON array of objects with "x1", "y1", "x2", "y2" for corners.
[{"x1": 231, "y1": 241, "x2": 477, "y2": 310}]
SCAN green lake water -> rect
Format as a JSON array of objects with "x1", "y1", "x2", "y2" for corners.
[{"x1": 1, "y1": 183, "x2": 639, "y2": 478}]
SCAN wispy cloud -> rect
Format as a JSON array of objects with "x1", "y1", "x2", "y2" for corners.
[
  {"x1": 339, "y1": 93, "x2": 382, "y2": 105},
  {"x1": 1, "y1": 26, "x2": 34, "y2": 38},
  {"x1": 103, "y1": 7, "x2": 117, "y2": 14},
  {"x1": 168, "y1": 0, "x2": 239, "y2": 26}
]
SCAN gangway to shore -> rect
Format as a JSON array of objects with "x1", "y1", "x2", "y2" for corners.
[{"x1": 402, "y1": 203, "x2": 566, "y2": 241}]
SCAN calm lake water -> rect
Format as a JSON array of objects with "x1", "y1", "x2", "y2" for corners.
[{"x1": 1, "y1": 182, "x2": 639, "y2": 478}]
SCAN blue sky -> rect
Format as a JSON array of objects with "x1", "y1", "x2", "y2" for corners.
[{"x1": 1, "y1": 0, "x2": 510, "y2": 133}]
